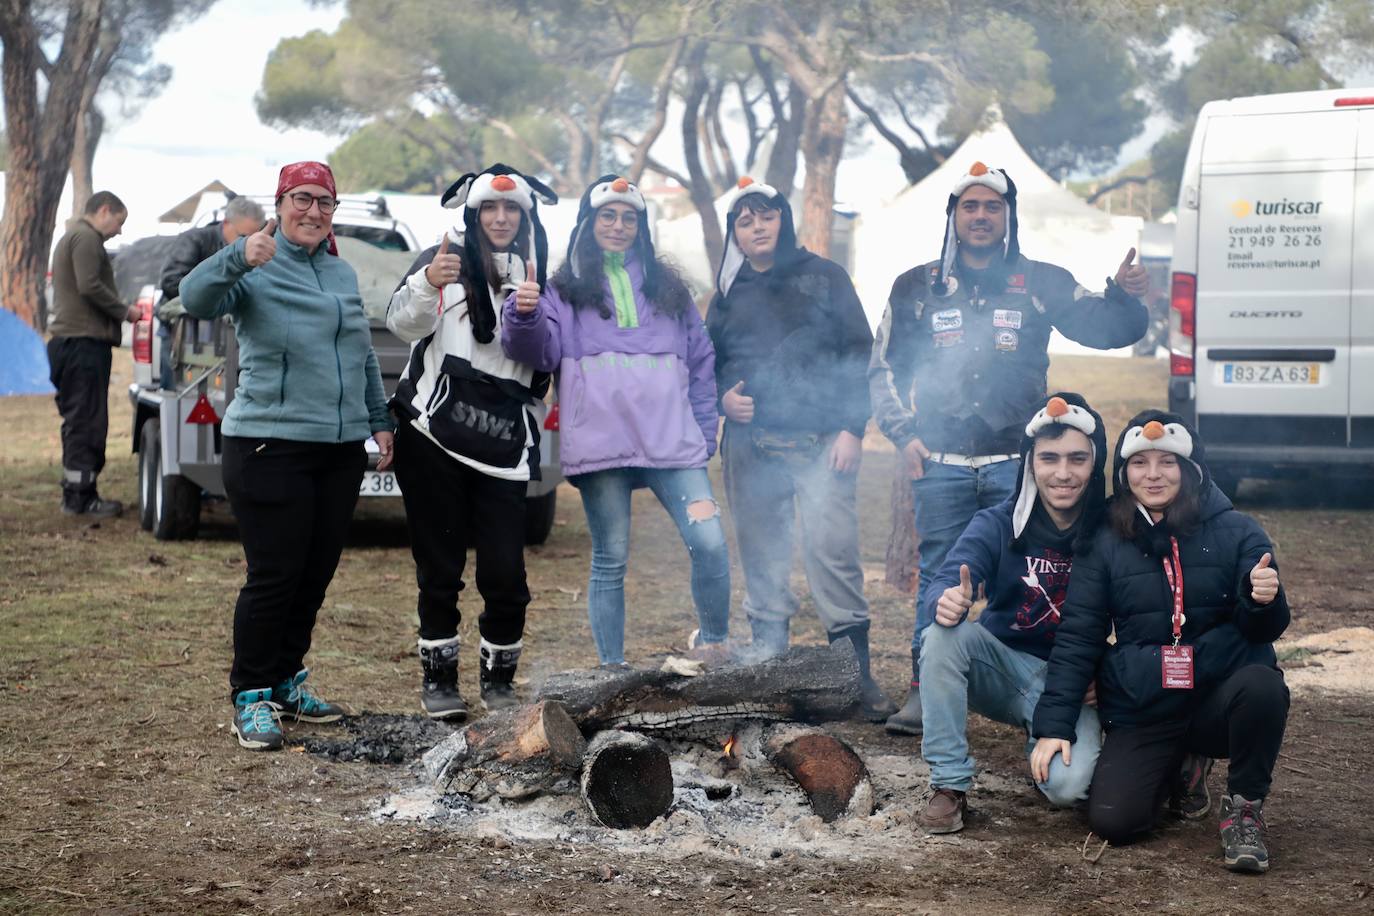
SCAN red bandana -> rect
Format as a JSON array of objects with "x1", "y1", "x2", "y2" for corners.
[{"x1": 275, "y1": 161, "x2": 338, "y2": 255}]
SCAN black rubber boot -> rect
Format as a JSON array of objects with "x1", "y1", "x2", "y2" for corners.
[
  {"x1": 479, "y1": 639, "x2": 522, "y2": 712},
  {"x1": 418, "y1": 636, "x2": 467, "y2": 722},
  {"x1": 884, "y1": 648, "x2": 923, "y2": 735},
  {"x1": 828, "y1": 623, "x2": 899, "y2": 722}
]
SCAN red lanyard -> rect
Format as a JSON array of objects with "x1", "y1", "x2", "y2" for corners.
[{"x1": 1161, "y1": 536, "x2": 1185, "y2": 646}]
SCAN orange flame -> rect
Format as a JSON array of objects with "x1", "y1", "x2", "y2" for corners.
[{"x1": 723, "y1": 737, "x2": 736, "y2": 757}]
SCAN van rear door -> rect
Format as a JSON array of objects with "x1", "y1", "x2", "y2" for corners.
[
  {"x1": 1194, "y1": 109, "x2": 1356, "y2": 448},
  {"x1": 1352, "y1": 108, "x2": 1374, "y2": 447}
]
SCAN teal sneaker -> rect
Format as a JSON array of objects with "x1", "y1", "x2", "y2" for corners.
[
  {"x1": 233, "y1": 688, "x2": 283, "y2": 751},
  {"x1": 273, "y1": 668, "x2": 345, "y2": 723}
]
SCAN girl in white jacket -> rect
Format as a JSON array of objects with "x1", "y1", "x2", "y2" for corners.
[{"x1": 387, "y1": 164, "x2": 556, "y2": 718}]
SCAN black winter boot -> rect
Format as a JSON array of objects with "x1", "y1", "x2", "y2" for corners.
[
  {"x1": 418, "y1": 636, "x2": 467, "y2": 721},
  {"x1": 829, "y1": 624, "x2": 899, "y2": 722},
  {"x1": 479, "y1": 639, "x2": 522, "y2": 711},
  {"x1": 884, "y1": 648, "x2": 923, "y2": 735}
]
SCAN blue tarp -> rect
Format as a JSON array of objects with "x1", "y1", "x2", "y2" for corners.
[{"x1": 0, "y1": 308, "x2": 54, "y2": 396}]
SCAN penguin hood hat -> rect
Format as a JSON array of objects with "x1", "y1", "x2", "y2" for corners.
[
  {"x1": 440, "y1": 163, "x2": 558, "y2": 344},
  {"x1": 1113, "y1": 408, "x2": 1209, "y2": 491},
  {"x1": 714, "y1": 176, "x2": 804, "y2": 296},
  {"x1": 934, "y1": 160, "x2": 1020, "y2": 296},
  {"x1": 567, "y1": 174, "x2": 654, "y2": 281},
  {"x1": 1010, "y1": 392, "x2": 1109, "y2": 554}
]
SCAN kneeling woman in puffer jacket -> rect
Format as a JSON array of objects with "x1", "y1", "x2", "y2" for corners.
[
  {"x1": 387, "y1": 164, "x2": 557, "y2": 719},
  {"x1": 502, "y1": 175, "x2": 730, "y2": 667},
  {"x1": 1030, "y1": 410, "x2": 1289, "y2": 873}
]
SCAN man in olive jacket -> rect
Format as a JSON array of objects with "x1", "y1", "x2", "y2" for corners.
[{"x1": 48, "y1": 191, "x2": 139, "y2": 517}]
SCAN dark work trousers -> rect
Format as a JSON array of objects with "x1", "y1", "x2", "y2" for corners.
[
  {"x1": 47, "y1": 337, "x2": 113, "y2": 496},
  {"x1": 1087, "y1": 664, "x2": 1290, "y2": 844},
  {"x1": 222, "y1": 435, "x2": 366, "y2": 696},
  {"x1": 391, "y1": 421, "x2": 530, "y2": 645}
]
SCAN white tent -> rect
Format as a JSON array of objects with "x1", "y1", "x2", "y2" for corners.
[{"x1": 850, "y1": 112, "x2": 1144, "y2": 352}]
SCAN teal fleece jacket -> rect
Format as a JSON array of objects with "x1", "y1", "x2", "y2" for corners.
[{"x1": 180, "y1": 230, "x2": 391, "y2": 443}]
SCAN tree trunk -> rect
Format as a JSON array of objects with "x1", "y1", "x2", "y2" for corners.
[
  {"x1": 69, "y1": 97, "x2": 103, "y2": 220},
  {"x1": 538, "y1": 642, "x2": 862, "y2": 735},
  {"x1": 797, "y1": 79, "x2": 847, "y2": 256},
  {"x1": 422, "y1": 700, "x2": 587, "y2": 801},
  {"x1": 763, "y1": 724, "x2": 873, "y2": 822},
  {"x1": 580, "y1": 731, "x2": 674, "y2": 829},
  {"x1": 680, "y1": 43, "x2": 725, "y2": 280},
  {"x1": 0, "y1": 0, "x2": 105, "y2": 332},
  {"x1": 765, "y1": 79, "x2": 806, "y2": 194},
  {"x1": 884, "y1": 467, "x2": 919, "y2": 593}
]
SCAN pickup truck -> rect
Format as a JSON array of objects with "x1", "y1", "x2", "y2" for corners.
[{"x1": 125, "y1": 197, "x2": 561, "y2": 542}]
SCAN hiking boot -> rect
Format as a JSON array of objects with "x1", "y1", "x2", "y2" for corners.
[
  {"x1": 737, "y1": 616, "x2": 790, "y2": 664},
  {"x1": 232, "y1": 688, "x2": 283, "y2": 751},
  {"x1": 63, "y1": 491, "x2": 123, "y2": 518},
  {"x1": 479, "y1": 639, "x2": 522, "y2": 712},
  {"x1": 686, "y1": 629, "x2": 732, "y2": 668},
  {"x1": 418, "y1": 636, "x2": 467, "y2": 721},
  {"x1": 272, "y1": 668, "x2": 344, "y2": 723},
  {"x1": 1170, "y1": 754, "x2": 1215, "y2": 820},
  {"x1": 1219, "y1": 794, "x2": 1269, "y2": 873},
  {"x1": 829, "y1": 624, "x2": 899, "y2": 722},
  {"x1": 920, "y1": 787, "x2": 967, "y2": 834}
]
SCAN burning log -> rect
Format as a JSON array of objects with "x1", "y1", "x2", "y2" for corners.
[
  {"x1": 423, "y1": 700, "x2": 587, "y2": 801},
  {"x1": 763, "y1": 725, "x2": 874, "y2": 822},
  {"x1": 538, "y1": 642, "x2": 862, "y2": 734},
  {"x1": 579, "y1": 731, "x2": 675, "y2": 829}
]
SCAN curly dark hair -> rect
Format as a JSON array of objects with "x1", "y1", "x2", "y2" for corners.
[{"x1": 551, "y1": 222, "x2": 692, "y2": 320}]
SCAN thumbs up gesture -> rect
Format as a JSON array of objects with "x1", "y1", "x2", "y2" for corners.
[
  {"x1": 1113, "y1": 246, "x2": 1149, "y2": 298},
  {"x1": 244, "y1": 219, "x2": 277, "y2": 268},
  {"x1": 935, "y1": 563, "x2": 975, "y2": 626},
  {"x1": 722, "y1": 380, "x2": 754, "y2": 424},
  {"x1": 1250, "y1": 552, "x2": 1279, "y2": 605},
  {"x1": 514, "y1": 259, "x2": 541, "y2": 314},
  {"x1": 424, "y1": 234, "x2": 464, "y2": 290}
]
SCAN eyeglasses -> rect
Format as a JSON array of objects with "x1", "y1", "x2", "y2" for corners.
[
  {"x1": 595, "y1": 209, "x2": 639, "y2": 228},
  {"x1": 284, "y1": 192, "x2": 337, "y2": 215}
]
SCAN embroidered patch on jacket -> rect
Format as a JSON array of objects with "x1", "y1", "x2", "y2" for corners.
[
  {"x1": 1007, "y1": 273, "x2": 1026, "y2": 287},
  {"x1": 931, "y1": 308, "x2": 963, "y2": 332},
  {"x1": 993, "y1": 309, "x2": 1023, "y2": 329},
  {"x1": 994, "y1": 328, "x2": 1019, "y2": 351},
  {"x1": 933, "y1": 330, "x2": 964, "y2": 348}
]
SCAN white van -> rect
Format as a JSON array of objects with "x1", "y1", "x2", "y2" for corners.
[{"x1": 1168, "y1": 88, "x2": 1374, "y2": 496}]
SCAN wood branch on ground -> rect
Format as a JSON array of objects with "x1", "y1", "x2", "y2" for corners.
[
  {"x1": 580, "y1": 731, "x2": 674, "y2": 829},
  {"x1": 762, "y1": 724, "x2": 874, "y2": 822},
  {"x1": 538, "y1": 641, "x2": 862, "y2": 735},
  {"x1": 423, "y1": 700, "x2": 586, "y2": 801}
]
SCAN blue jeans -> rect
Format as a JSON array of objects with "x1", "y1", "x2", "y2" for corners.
[
  {"x1": 920, "y1": 620, "x2": 1101, "y2": 806},
  {"x1": 574, "y1": 466, "x2": 731, "y2": 665},
  {"x1": 911, "y1": 458, "x2": 1020, "y2": 669}
]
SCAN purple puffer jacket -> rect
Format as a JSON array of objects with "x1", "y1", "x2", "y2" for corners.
[{"x1": 501, "y1": 252, "x2": 718, "y2": 477}]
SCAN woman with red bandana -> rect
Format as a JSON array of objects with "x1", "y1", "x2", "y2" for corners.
[{"x1": 181, "y1": 162, "x2": 394, "y2": 751}]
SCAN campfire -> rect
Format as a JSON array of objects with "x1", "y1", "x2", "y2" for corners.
[{"x1": 421, "y1": 642, "x2": 876, "y2": 829}]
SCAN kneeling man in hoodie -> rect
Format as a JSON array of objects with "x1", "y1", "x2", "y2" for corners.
[{"x1": 917, "y1": 393, "x2": 1107, "y2": 833}]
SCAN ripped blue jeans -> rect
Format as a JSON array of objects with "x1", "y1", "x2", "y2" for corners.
[{"x1": 573, "y1": 466, "x2": 731, "y2": 665}]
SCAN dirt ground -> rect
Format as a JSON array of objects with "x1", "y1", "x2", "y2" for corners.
[{"x1": 3, "y1": 354, "x2": 1373, "y2": 915}]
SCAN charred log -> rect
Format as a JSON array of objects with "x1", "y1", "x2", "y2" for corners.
[
  {"x1": 538, "y1": 642, "x2": 862, "y2": 735},
  {"x1": 423, "y1": 700, "x2": 586, "y2": 801},
  {"x1": 580, "y1": 731, "x2": 675, "y2": 829},
  {"x1": 763, "y1": 725, "x2": 874, "y2": 822}
]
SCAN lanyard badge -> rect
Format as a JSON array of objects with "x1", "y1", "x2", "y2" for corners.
[{"x1": 1160, "y1": 535, "x2": 1194, "y2": 689}]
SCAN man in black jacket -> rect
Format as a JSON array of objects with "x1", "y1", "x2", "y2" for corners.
[
  {"x1": 869, "y1": 161, "x2": 1150, "y2": 735},
  {"x1": 156, "y1": 196, "x2": 265, "y2": 386},
  {"x1": 707, "y1": 178, "x2": 896, "y2": 721}
]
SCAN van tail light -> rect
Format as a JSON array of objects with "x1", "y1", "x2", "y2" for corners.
[
  {"x1": 1334, "y1": 97, "x2": 1374, "y2": 107},
  {"x1": 132, "y1": 291, "x2": 155, "y2": 364},
  {"x1": 1169, "y1": 272, "x2": 1196, "y2": 377},
  {"x1": 544, "y1": 404, "x2": 560, "y2": 431}
]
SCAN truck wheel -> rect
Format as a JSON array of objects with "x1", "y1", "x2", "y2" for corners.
[
  {"x1": 146, "y1": 419, "x2": 202, "y2": 540},
  {"x1": 138, "y1": 419, "x2": 158, "y2": 532},
  {"x1": 525, "y1": 490, "x2": 557, "y2": 545}
]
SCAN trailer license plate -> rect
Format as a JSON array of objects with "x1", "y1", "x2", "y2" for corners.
[
  {"x1": 359, "y1": 470, "x2": 401, "y2": 496},
  {"x1": 1220, "y1": 363, "x2": 1320, "y2": 385}
]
